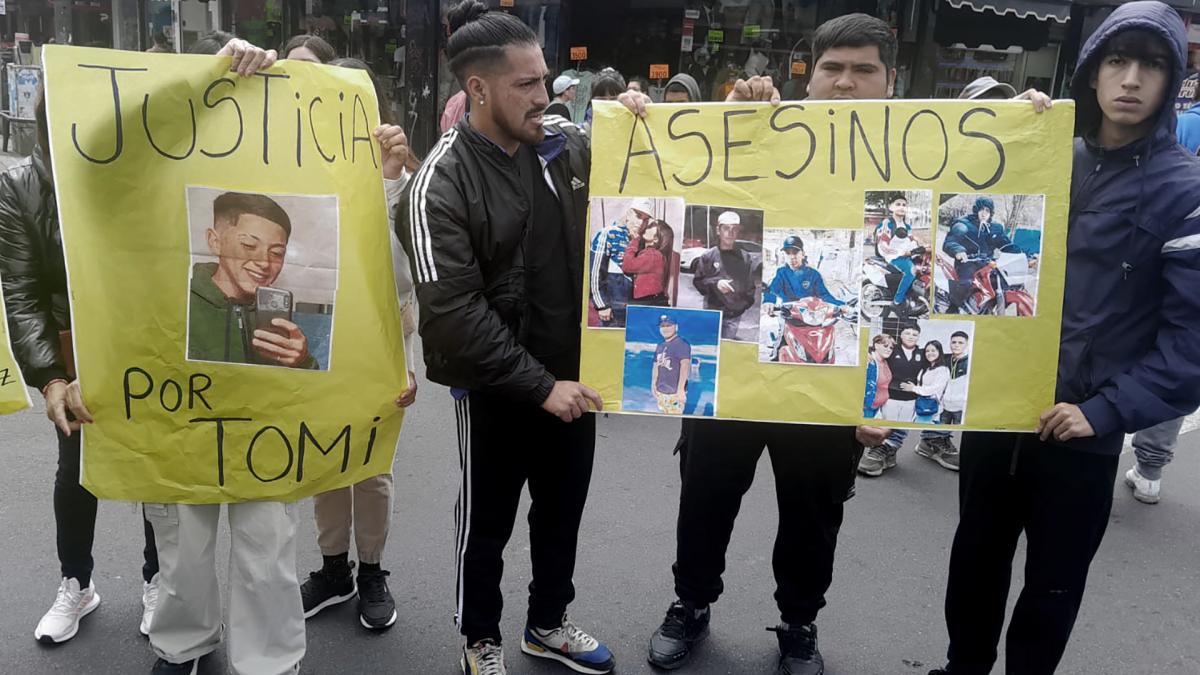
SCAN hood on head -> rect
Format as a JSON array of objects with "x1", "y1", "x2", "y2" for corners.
[
  {"x1": 973, "y1": 197, "x2": 995, "y2": 215},
  {"x1": 666, "y1": 73, "x2": 702, "y2": 103},
  {"x1": 1069, "y1": 0, "x2": 1187, "y2": 140}
]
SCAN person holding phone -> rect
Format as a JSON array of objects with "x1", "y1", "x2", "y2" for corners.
[{"x1": 187, "y1": 191, "x2": 316, "y2": 369}]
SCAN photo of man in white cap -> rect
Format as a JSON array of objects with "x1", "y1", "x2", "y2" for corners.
[
  {"x1": 692, "y1": 209, "x2": 761, "y2": 340},
  {"x1": 589, "y1": 197, "x2": 655, "y2": 328},
  {"x1": 546, "y1": 74, "x2": 580, "y2": 120}
]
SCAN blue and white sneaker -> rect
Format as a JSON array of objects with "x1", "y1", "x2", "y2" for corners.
[{"x1": 521, "y1": 615, "x2": 615, "y2": 674}]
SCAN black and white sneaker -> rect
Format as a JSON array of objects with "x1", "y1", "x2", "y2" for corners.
[
  {"x1": 151, "y1": 658, "x2": 199, "y2": 675},
  {"x1": 300, "y1": 559, "x2": 356, "y2": 618},
  {"x1": 769, "y1": 622, "x2": 824, "y2": 675},
  {"x1": 647, "y1": 599, "x2": 710, "y2": 670},
  {"x1": 357, "y1": 568, "x2": 397, "y2": 630}
]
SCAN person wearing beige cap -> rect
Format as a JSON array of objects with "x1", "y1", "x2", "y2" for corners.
[
  {"x1": 692, "y1": 210, "x2": 758, "y2": 339},
  {"x1": 958, "y1": 76, "x2": 1018, "y2": 101}
]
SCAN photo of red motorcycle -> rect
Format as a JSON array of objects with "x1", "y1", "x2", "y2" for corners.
[
  {"x1": 934, "y1": 244, "x2": 1036, "y2": 316},
  {"x1": 767, "y1": 297, "x2": 858, "y2": 364}
]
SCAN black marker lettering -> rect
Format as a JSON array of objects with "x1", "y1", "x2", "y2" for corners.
[
  {"x1": 246, "y1": 425, "x2": 294, "y2": 483},
  {"x1": 123, "y1": 366, "x2": 153, "y2": 420},
  {"x1": 142, "y1": 93, "x2": 196, "y2": 160},
  {"x1": 308, "y1": 97, "x2": 336, "y2": 163},
  {"x1": 770, "y1": 105, "x2": 816, "y2": 180},
  {"x1": 362, "y1": 416, "x2": 382, "y2": 466},
  {"x1": 667, "y1": 109, "x2": 712, "y2": 187},
  {"x1": 71, "y1": 65, "x2": 147, "y2": 164},
  {"x1": 158, "y1": 378, "x2": 183, "y2": 412},
  {"x1": 350, "y1": 94, "x2": 378, "y2": 168},
  {"x1": 956, "y1": 108, "x2": 1006, "y2": 190},
  {"x1": 849, "y1": 107, "x2": 891, "y2": 181},
  {"x1": 190, "y1": 416, "x2": 251, "y2": 487},
  {"x1": 902, "y1": 109, "x2": 949, "y2": 181},
  {"x1": 722, "y1": 109, "x2": 759, "y2": 183},
  {"x1": 256, "y1": 72, "x2": 289, "y2": 164},
  {"x1": 200, "y1": 78, "x2": 243, "y2": 158},
  {"x1": 618, "y1": 116, "x2": 667, "y2": 193},
  {"x1": 188, "y1": 373, "x2": 213, "y2": 411},
  {"x1": 296, "y1": 422, "x2": 352, "y2": 482}
]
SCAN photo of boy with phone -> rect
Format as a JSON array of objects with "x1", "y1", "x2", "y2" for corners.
[{"x1": 187, "y1": 191, "x2": 319, "y2": 370}]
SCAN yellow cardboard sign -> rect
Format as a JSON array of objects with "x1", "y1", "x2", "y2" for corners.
[
  {"x1": 0, "y1": 271, "x2": 32, "y2": 415},
  {"x1": 582, "y1": 100, "x2": 1074, "y2": 431},
  {"x1": 43, "y1": 46, "x2": 407, "y2": 503}
]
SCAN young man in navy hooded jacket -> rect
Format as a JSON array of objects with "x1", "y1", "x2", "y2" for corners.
[{"x1": 930, "y1": 3, "x2": 1200, "y2": 674}]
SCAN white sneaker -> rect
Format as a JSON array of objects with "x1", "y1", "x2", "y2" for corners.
[
  {"x1": 1125, "y1": 467, "x2": 1161, "y2": 504},
  {"x1": 141, "y1": 573, "x2": 160, "y2": 636},
  {"x1": 34, "y1": 577, "x2": 101, "y2": 643}
]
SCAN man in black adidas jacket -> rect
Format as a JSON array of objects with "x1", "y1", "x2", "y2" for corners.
[{"x1": 398, "y1": 4, "x2": 608, "y2": 673}]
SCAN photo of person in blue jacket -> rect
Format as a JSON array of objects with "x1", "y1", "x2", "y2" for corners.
[
  {"x1": 940, "y1": 196, "x2": 1013, "y2": 312},
  {"x1": 929, "y1": 4, "x2": 1200, "y2": 675}
]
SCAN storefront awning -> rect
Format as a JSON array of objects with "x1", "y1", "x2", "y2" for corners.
[{"x1": 945, "y1": 0, "x2": 1071, "y2": 24}]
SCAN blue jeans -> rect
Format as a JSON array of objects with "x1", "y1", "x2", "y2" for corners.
[
  {"x1": 884, "y1": 427, "x2": 950, "y2": 450},
  {"x1": 600, "y1": 274, "x2": 632, "y2": 327},
  {"x1": 892, "y1": 256, "x2": 915, "y2": 303}
]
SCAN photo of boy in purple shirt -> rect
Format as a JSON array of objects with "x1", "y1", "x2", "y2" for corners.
[{"x1": 653, "y1": 315, "x2": 692, "y2": 414}]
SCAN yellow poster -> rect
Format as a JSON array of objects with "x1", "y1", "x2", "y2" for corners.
[
  {"x1": 43, "y1": 46, "x2": 407, "y2": 503},
  {"x1": 582, "y1": 100, "x2": 1074, "y2": 431},
  {"x1": 0, "y1": 271, "x2": 32, "y2": 415}
]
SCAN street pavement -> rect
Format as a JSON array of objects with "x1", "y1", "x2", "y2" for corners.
[{"x1": 0, "y1": 370, "x2": 1198, "y2": 674}]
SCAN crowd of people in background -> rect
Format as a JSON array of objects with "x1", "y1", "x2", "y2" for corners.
[{"x1": 1, "y1": 2, "x2": 1198, "y2": 675}]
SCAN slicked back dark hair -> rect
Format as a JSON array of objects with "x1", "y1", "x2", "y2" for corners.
[
  {"x1": 213, "y1": 192, "x2": 292, "y2": 239},
  {"x1": 283, "y1": 34, "x2": 336, "y2": 63},
  {"x1": 812, "y1": 13, "x2": 898, "y2": 71},
  {"x1": 445, "y1": 0, "x2": 538, "y2": 86},
  {"x1": 189, "y1": 31, "x2": 238, "y2": 55}
]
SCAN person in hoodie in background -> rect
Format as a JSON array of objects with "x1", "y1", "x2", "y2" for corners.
[
  {"x1": 929, "y1": 3, "x2": 1200, "y2": 674},
  {"x1": 663, "y1": 73, "x2": 702, "y2": 103}
]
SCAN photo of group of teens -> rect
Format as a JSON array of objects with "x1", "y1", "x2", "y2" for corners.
[{"x1": 587, "y1": 189, "x2": 1045, "y2": 425}]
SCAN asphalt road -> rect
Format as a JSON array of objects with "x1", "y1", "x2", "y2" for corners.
[{"x1": 1, "y1": 378, "x2": 1197, "y2": 675}]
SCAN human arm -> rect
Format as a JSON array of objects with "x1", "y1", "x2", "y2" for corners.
[
  {"x1": 252, "y1": 319, "x2": 313, "y2": 368},
  {"x1": 589, "y1": 229, "x2": 613, "y2": 316},
  {"x1": 676, "y1": 355, "x2": 690, "y2": 400},
  {"x1": 0, "y1": 168, "x2": 69, "y2": 391},
  {"x1": 691, "y1": 251, "x2": 723, "y2": 296},
  {"x1": 1071, "y1": 225, "x2": 1200, "y2": 438},
  {"x1": 811, "y1": 270, "x2": 844, "y2": 306},
  {"x1": 621, "y1": 240, "x2": 663, "y2": 275},
  {"x1": 904, "y1": 367, "x2": 949, "y2": 396},
  {"x1": 398, "y1": 160, "x2": 558, "y2": 403},
  {"x1": 855, "y1": 425, "x2": 891, "y2": 447}
]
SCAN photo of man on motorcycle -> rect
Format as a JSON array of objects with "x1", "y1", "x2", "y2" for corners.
[
  {"x1": 936, "y1": 195, "x2": 1040, "y2": 316},
  {"x1": 761, "y1": 232, "x2": 858, "y2": 365},
  {"x1": 861, "y1": 190, "x2": 934, "y2": 322}
]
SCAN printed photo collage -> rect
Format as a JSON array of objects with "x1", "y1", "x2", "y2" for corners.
[{"x1": 587, "y1": 191, "x2": 1045, "y2": 424}]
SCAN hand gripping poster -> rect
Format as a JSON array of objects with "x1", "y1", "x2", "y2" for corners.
[
  {"x1": 43, "y1": 46, "x2": 408, "y2": 502},
  {"x1": 581, "y1": 99, "x2": 1074, "y2": 430}
]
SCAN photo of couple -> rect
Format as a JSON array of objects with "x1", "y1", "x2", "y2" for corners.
[
  {"x1": 621, "y1": 306, "x2": 720, "y2": 418},
  {"x1": 864, "y1": 318, "x2": 974, "y2": 426},
  {"x1": 758, "y1": 228, "x2": 860, "y2": 366},
  {"x1": 861, "y1": 190, "x2": 934, "y2": 323},
  {"x1": 933, "y1": 193, "x2": 1044, "y2": 317},
  {"x1": 185, "y1": 187, "x2": 338, "y2": 371},
  {"x1": 587, "y1": 197, "x2": 685, "y2": 329}
]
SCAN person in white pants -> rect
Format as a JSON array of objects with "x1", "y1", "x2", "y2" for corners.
[{"x1": 145, "y1": 501, "x2": 305, "y2": 675}]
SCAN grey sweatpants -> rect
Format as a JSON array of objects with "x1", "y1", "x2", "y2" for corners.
[
  {"x1": 1132, "y1": 417, "x2": 1187, "y2": 481},
  {"x1": 144, "y1": 501, "x2": 305, "y2": 674}
]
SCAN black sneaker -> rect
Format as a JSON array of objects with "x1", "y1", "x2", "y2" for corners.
[
  {"x1": 357, "y1": 568, "x2": 397, "y2": 630},
  {"x1": 300, "y1": 559, "x2": 356, "y2": 618},
  {"x1": 768, "y1": 622, "x2": 824, "y2": 675},
  {"x1": 647, "y1": 600, "x2": 710, "y2": 670},
  {"x1": 151, "y1": 658, "x2": 198, "y2": 675},
  {"x1": 927, "y1": 669, "x2": 951, "y2": 675}
]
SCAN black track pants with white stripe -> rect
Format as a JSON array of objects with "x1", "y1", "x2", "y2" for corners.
[{"x1": 453, "y1": 390, "x2": 597, "y2": 644}]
